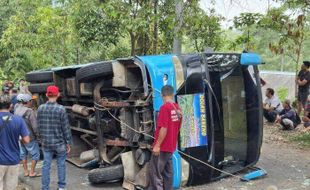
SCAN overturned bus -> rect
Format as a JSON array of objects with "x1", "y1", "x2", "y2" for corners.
[{"x1": 26, "y1": 52, "x2": 263, "y2": 189}]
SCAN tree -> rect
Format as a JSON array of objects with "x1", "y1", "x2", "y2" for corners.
[
  {"x1": 233, "y1": 13, "x2": 263, "y2": 51},
  {"x1": 0, "y1": 5, "x2": 76, "y2": 80},
  {"x1": 183, "y1": 4, "x2": 223, "y2": 52}
]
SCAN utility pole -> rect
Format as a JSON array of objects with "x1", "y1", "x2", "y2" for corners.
[{"x1": 173, "y1": 0, "x2": 183, "y2": 54}]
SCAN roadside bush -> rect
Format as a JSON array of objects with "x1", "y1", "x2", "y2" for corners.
[{"x1": 276, "y1": 87, "x2": 288, "y2": 102}]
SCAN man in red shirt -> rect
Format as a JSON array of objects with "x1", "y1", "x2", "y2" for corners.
[{"x1": 148, "y1": 85, "x2": 182, "y2": 190}]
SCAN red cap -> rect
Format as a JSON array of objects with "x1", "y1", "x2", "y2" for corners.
[{"x1": 46, "y1": 85, "x2": 59, "y2": 97}]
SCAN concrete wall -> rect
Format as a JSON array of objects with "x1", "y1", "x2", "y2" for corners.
[{"x1": 260, "y1": 71, "x2": 296, "y2": 100}]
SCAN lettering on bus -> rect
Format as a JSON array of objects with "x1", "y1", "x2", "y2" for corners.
[{"x1": 200, "y1": 95, "x2": 207, "y2": 136}]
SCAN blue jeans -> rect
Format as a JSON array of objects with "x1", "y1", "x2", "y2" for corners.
[
  {"x1": 41, "y1": 145, "x2": 67, "y2": 190},
  {"x1": 20, "y1": 140, "x2": 40, "y2": 161}
]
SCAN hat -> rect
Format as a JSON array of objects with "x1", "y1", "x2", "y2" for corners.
[
  {"x1": 19, "y1": 94, "x2": 33, "y2": 103},
  {"x1": 46, "y1": 85, "x2": 59, "y2": 97},
  {"x1": 303, "y1": 61, "x2": 310, "y2": 67},
  {"x1": 16, "y1": 94, "x2": 24, "y2": 102}
]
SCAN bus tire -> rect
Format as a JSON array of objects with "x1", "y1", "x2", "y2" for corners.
[
  {"x1": 76, "y1": 61, "x2": 113, "y2": 83},
  {"x1": 26, "y1": 71, "x2": 53, "y2": 83},
  {"x1": 28, "y1": 82, "x2": 54, "y2": 94},
  {"x1": 88, "y1": 164, "x2": 124, "y2": 184}
]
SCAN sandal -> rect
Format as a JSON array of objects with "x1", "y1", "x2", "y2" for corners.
[{"x1": 29, "y1": 172, "x2": 42, "y2": 178}]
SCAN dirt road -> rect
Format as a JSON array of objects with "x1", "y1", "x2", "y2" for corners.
[
  {"x1": 19, "y1": 124, "x2": 310, "y2": 190},
  {"x1": 185, "y1": 124, "x2": 310, "y2": 190}
]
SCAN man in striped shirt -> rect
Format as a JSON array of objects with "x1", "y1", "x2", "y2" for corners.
[{"x1": 37, "y1": 85, "x2": 72, "y2": 190}]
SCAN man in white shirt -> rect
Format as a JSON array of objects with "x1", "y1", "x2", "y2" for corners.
[{"x1": 263, "y1": 88, "x2": 283, "y2": 122}]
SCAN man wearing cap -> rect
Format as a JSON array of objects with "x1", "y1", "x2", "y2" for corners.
[
  {"x1": 37, "y1": 86, "x2": 72, "y2": 190},
  {"x1": 15, "y1": 94, "x2": 41, "y2": 177},
  {"x1": 0, "y1": 94, "x2": 30, "y2": 190},
  {"x1": 296, "y1": 61, "x2": 310, "y2": 114}
]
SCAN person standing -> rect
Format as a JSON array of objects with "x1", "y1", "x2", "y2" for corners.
[
  {"x1": 0, "y1": 94, "x2": 30, "y2": 190},
  {"x1": 296, "y1": 61, "x2": 310, "y2": 114},
  {"x1": 148, "y1": 85, "x2": 182, "y2": 190},
  {"x1": 263, "y1": 88, "x2": 283, "y2": 122},
  {"x1": 37, "y1": 86, "x2": 72, "y2": 190},
  {"x1": 19, "y1": 79, "x2": 31, "y2": 95},
  {"x1": 15, "y1": 94, "x2": 41, "y2": 177}
]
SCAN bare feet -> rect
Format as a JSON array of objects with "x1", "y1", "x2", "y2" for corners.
[
  {"x1": 24, "y1": 170, "x2": 29, "y2": 177},
  {"x1": 29, "y1": 172, "x2": 42, "y2": 178}
]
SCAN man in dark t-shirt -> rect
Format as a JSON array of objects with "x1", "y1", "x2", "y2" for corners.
[
  {"x1": 148, "y1": 85, "x2": 182, "y2": 190},
  {"x1": 0, "y1": 95, "x2": 30, "y2": 190},
  {"x1": 296, "y1": 61, "x2": 310, "y2": 114}
]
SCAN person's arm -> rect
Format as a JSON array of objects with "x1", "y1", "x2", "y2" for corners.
[
  {"x1": 281, "y1": 110, "x2": 294, "y2": 119},
  {"x1": 264, "y1": 105, "x2": 275, "y2": 111},
  {"x1": 60, "y1": 109, "x2": 72, "y2": 153},
  {"x1": 28, "y1": 110, "x2": 38, "y2": 135},
  {"x1": 19, "y1": 117, "x2": 30, "y2": 144},
  {"x1": 153, "y1": 107, "x2": 169, "y2": 156},
  {"x1": 297, "y1": 79, "x2": 308, "y2": 86},
  {"x1": 275, "y1": 109, "x2": 285, "y2": 123},
  {"x1": 153, "y1": 128, "x2": 168, "y2": 156}
]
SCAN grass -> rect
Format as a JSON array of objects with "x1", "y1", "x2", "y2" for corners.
[{"x1": 290, "y1": 132, "x2": 310, "y2": 147}]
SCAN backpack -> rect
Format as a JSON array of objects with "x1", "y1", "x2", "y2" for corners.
[
  {"x1": 295, "y1": 112, "x2": 301, "y2": 126},
  {"x1": 22, "y1": 110, "x2": 36, "y2": 140}
]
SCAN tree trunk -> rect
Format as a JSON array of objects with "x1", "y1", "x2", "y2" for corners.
[
  {"x1": 130, "y1": 32, "x2": 136, "y2": 56},
  {"x1": 173, "y1": 0, "x2": 183, "y2": 54},
  {"x1": 153, "y1": 0, "x2": 158, "y2": 54},
  {"x1": 194, "y1": 39, "x2": 199, "y2": 52},
  {"x1": 295, "y1": 43, "x2": 302, "y2": 98},
  {"x1": 76, "y1": 47, "x2": 80, "y2": 64},
  {"x1": 280, "y1": 51, "x2": 284, "y2": 72}
]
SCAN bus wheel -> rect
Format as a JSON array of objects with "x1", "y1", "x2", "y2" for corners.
[
  {"x1": 26, "y1": 71, "x2": 54, "y2": 83},
  {"x1": 76, "y1": 61, "x2": 113, "y2": 83},
  {"x1": 28, "y1": 82, "x2": 55, "y2": 94},
  {"x1": 88, "y1": 164, "x2": 124, "y2": 184}
]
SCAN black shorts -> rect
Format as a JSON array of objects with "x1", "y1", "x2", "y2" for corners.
[{"x1": 298, "y1": 91, "x2": 308, "y2": 106}]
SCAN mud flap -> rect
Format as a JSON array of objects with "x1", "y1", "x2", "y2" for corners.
[
  {"x1": 121, "y1": 151, "x2": 140, "y2": 190},
  {"x1": 135, "y1": 163, "x2": 150, "y2": 188},
  {"x1": 181, "y1": 158, "x2": 190, "y2": 186}
]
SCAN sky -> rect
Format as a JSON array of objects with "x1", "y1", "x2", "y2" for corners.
[{"x1": 199, "y1": 0, "x2": 281, "y2": 28}]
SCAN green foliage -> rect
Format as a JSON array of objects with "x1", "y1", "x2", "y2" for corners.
[
  {"x1": 276, "y1": 87, "x2": 289, "y2": 102},
  {"x1": 291, "y1": 132, "x2": 310, "y2": 147},
  {"x1": 0, "y1": 0, "x2": 225, "y2": 81},
  {"x1": 73, "y1": 2, "x2": 121, "y2": 47},
  {"x1": 184, "y1": 7, "x2": 223, "y2": 52},
  {"x1": 231, "y1": 13, "x2": 263, "y2": 51},
  {"x1": 233, "y1": 13, "x2": 263, "y2": 29},
  {"x1": 0, "y1": 5, "x2": 77, "y2": 80},
  {"x1": 0, "y1": 0, "x2": 308, "y2": 82}
]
